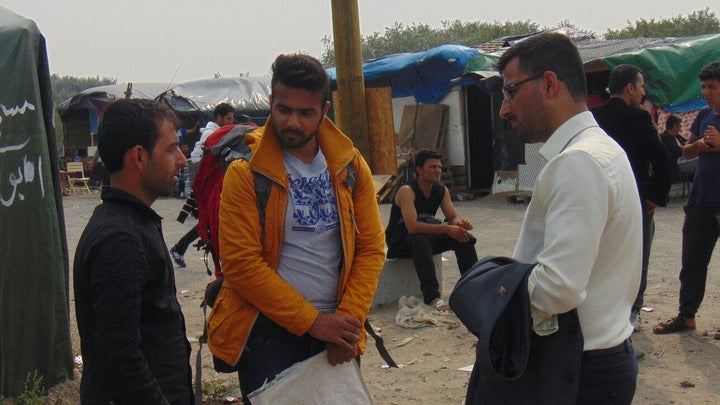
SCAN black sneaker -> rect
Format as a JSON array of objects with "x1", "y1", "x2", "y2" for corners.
[{"x1": 170, "y1": 247, "x2": 186, "y2": 268}]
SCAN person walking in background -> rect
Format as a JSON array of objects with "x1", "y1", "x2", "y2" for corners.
[
  {"x1": 171, "y1": 104, "x2": 235, "y2": 267},
  {"x1": 590, "y1": 64, "x2": 673, "y2": 332},
  {"x1": 497, "y1": 32, "x2": 641, "y2": 403},
  {"x1": 384, "y1": 149, "x2": 478, "y2": 312},
  {"x1": 206, "y1": 54, "x2": 386, "y2": 403},
  {"x1": 190, "y1": 103, "x2": 235, "y2": 163},
  {"x1": 73, "y1": 99, "x2": 193, "y2": 404},
  {"x1": 653, "y1": 62, "x2": 720, "y2": 338}
]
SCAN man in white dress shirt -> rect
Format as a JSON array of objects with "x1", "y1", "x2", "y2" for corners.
[{"x1": 497, "y1": 32, "x2": 641, "y2": 404}]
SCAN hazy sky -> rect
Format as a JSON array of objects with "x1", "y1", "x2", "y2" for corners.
[{"x1": 2, "y1": 1, "x2": 715, "y2": 84}]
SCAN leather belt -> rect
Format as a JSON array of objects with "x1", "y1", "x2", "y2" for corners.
[{"x1": 584, "y1": 338, "x2": 632, "y2": 358}]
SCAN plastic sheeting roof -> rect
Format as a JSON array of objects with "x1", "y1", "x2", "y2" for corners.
[
  {"x1": 327, "y1": 44, "x2": 480, "y2": 104},
  {"x1": 463, "y1": 32, "x2": 720, "y2": 111},
  {"x1": 155, "y1": 77, "x2": 270, "y2": 116},
  {"x1": 58, "y1": 77, "x2": 271, "y2": 118}
]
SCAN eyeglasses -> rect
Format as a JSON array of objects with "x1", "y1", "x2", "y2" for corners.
[{"x1": 502, "y1": 75, "x2": 543, "y2": 101}]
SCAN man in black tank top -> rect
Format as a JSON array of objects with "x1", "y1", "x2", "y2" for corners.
[{"x1": 385, "y1": 149, "x2": 478, "y2": 311}]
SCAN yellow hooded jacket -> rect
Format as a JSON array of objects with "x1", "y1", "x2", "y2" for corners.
[{"x1": 207, "y1": 117, "x2": 386, "y2": 367}]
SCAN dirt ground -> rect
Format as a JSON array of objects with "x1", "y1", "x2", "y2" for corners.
[{"x1": 50, "y1": 190, "x2": 720, "y2": 404}]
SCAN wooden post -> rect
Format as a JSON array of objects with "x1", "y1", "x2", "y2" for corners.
[
  {"x1": 366, "y1": 87, "x2": 396, "y2": 175},
  {"x1": 330, "y1": 0, "x2": 371, "y2": 167}
]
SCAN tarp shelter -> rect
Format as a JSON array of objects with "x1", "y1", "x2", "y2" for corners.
[
  {"x1": 0, "y1": 6, "x2": 73, "y2": 396},
  {"x1": 327, "y1": 44, "x2": 480, "y2": 104},
  {"x1": 155, "y1": 77, "x2": 271, "y2": 123},
  {"x1": 58, "y1": 77, "x2": 272, "y2": 152},
  {"x1": 461, "y1": 30, "x2": 720, "y2": 193},
  {"x1": 464, "y1": 32, "x2": 720, "y2": 112},
  {"x1": 56, "y1": 82, "x2": 171, "y2": 150}
]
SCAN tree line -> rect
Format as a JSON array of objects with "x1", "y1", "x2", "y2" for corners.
[{"x1": 320, "y1": 7, "x2": 719, "y2": 66}]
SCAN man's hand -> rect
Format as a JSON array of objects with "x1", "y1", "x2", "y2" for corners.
[
  {"x1": 645, "y1": 200, "x2": 659, "y2": 215},
  {"x1": 703, "y1": 126, "x2": 720, "y2": 149},
  {"x1": 454, "y1": 217, "x2": 473, "y2": 230},
  {"x1": 326, "y1": 342, "x2": 358, "y2": 366},
  {"x1": 308, "y1": 313, "x2": 361, "y2": 350},
  {"x1": 446, "y1": 224, "x2": 473, "y2": 243}
]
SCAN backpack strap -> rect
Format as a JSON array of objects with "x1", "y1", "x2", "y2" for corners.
[
  {"x1": 345, "y1": 158, "x2": 399, "y2": 368},
  {"x1": 253, "y1": 171, "x2": 272, "y2": 240}
]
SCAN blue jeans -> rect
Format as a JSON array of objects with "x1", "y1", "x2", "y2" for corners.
[
  {"x1": 236, "y1": 315, "x2": 326, "y2": 404},
  {"x1": 679, "y1": 205, "x2": 720, "y2": 318},
  {"x1": 577, "y1": 340, "x2": 638, "y2": 405}
]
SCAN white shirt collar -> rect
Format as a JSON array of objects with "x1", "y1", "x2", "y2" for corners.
[{"x1": 538, "y1": 111, "x2": 599, "y2": 163}]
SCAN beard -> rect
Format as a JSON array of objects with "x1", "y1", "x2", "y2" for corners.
[
  {"x1": 276, "y1": 128, "x2": 317, "y2": 149},
  {"x1": 271, "y1": 117, "x2": 323, "y2": 150}
]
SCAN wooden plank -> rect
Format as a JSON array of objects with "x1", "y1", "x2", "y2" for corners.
[
  {"x1": 378, "y1": 176, "x2": 400, "y2": 204},
  {"x1": 372, "y1": 174, "x2": 393, "y2": 195},
  {"x1": 366, "y1": 87, "x2": 397, "y2": 174},
  {"x1": 396, "y1": 104, "x2": 449, "y2": 151}
]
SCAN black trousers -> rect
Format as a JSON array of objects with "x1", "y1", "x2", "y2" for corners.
[
  {"x1": 235, "y1": 315, "x2": 326, "y2": 404},
  {"x1": 679, "y1": 204, "x2": 720, "y2": 318},
  {"x1": 174, "y1": 227, "x2": 199, "y2": 255},
  {"x1": 632, "y1": 209, "x2": 655, "y2": 313},
  {"x1": 388, "y1": 233, "x2": 478, "y2": 304}
]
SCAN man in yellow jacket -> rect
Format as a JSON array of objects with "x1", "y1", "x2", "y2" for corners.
[{"x1": 207, "y1": 53, "x2": 386, "y2": 402}]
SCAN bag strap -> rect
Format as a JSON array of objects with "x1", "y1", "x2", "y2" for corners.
[{"x1": 364, "y1": 319, "x2": 398, "y2": 368}]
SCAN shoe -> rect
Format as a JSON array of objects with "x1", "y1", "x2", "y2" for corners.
[
  {"x1": 429, "y1": 298, "x2": 453, "y2": 314},
  {"x1": 652, "y1": 315, "x2": 696, "y2": 334},
  {"x1": 714, "y1": 330, "x2": 720, "y2": 340},
  {"x1": 170, "y1": 247, "x2": 186, "y2": 268},
  {"x1": 630, "y1": 311, "x2": 641, "y2": 333}
]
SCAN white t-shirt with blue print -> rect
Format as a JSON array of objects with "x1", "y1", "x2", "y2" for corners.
[{"x1": 277, "y1": 149, "x2": 341, "y2": 313}]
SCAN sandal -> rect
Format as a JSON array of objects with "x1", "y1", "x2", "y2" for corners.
[
  {"x1": 652, "y1": 316, "x2": 696, "y2": 334},
  {"x1": 714, "y1": 330, "x2": 720, "y2": 340},
  {"x1": 430, "y1": 298, "x2": 452, "y2": 314}
]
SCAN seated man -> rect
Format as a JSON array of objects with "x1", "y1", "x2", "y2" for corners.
[{"x1": 385, "y1": 149, "x2": 478, "y2": 312}]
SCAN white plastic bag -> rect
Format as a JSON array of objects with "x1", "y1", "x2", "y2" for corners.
[{"x1": 248, "y1": 350, "x2": 373, "y2": 404}]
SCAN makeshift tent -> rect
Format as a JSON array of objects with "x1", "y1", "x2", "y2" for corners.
[
  {"x1": 155, "y1": 76, "x2": 271, "y2": 122},
  {"x1": 327, "y1": 44, "x2": 480, "y2": 103},
  {"x1": 459, "y1": 30, "x2": 720, "y2": 193},
  {"x1": 464, "y1": 32, "x2": 720, "y2": 112},
  {"x1": 0, "y1": 6, "x2": 73, "y2": 396},
  {"x1": 598, "y1": 33, "x2": 720, "y2": 111},
  {"x1": 58, "y1": 77, "x2": 272, "y2": 152},
  {"x1": 56, "y1": 82, "x2": 171, "y2": 150}
]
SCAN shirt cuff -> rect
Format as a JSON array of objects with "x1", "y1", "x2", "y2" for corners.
[{"x1": 527, "y1": 273, "x2": 559, "y2": 336}]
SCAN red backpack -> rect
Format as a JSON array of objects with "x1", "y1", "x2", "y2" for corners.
[{"x1": 192, "y1": 124, "x2": 258, "y2": 277}]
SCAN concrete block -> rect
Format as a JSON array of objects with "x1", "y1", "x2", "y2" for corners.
[{"x1": 372, "y1": 255, "x2": 442, "y2": 309}]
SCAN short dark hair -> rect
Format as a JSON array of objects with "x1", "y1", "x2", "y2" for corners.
[
  {"x1": 271, "y1": 54, "x2": 330, "y2": 103},
  {"x1": 213, "y1": 103, "x2": 235, "y2": 120},
  {"x1": 608, "y1": 64, "x2": 643, "y2": 95},
  {"x1": 496, "y1": 32, "x2": 587, "y2": 102},
  {"x1": 414, "y1": 149, "x2": 444, "y2": 169},
  {"x1": 98, "y1": 99, "x2": 179, "y2": 174},
  {"x1": 666, "y1": 114, "x2": 682, "y2": 129},
  {"x1": 699, "y1": 62, "x2": 720, "y2": 82}
]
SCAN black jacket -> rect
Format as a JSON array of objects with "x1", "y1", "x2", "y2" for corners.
[
  {"x1": 591, "y1": 98, "x2": 673, "y2": 206},
  {"x1": 660, "y1": 131, "x2": 684, "y2": 161},
  {"x1": 450, "y1": 257, "x2": 583, "y2": 405},
  {"x1": 74, "y1": 188, "x2": 193, "y2": 404}
]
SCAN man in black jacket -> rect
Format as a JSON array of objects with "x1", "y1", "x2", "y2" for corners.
[
  {"x1": 74, "y1": 99, "x2": 193, "y2": 404},
  {"x1": 591, "y1": 64, "x2": 673, "y2": 332}
]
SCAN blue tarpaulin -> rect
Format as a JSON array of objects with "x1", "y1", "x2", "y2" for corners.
[{"x1": 327, "y1": 44, "x2": 480, "y2": 104}]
